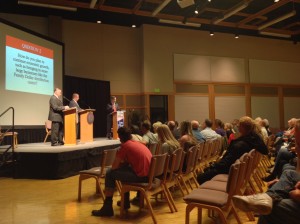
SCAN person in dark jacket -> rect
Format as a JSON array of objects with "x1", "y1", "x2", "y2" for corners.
[
  {"x1": 48, "y1": 88, "x2": 69, "y2": 146},
  {"x1": 197, "y1": 116, "x2": 268, "y2": 184}
]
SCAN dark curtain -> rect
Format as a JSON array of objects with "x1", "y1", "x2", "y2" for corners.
[{"x1": 63, "y1": 75, "x2": 110, "y2": 137}]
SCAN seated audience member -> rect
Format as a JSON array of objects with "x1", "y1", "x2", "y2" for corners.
[
  {"x1": 156, "y1": 124, "x2": 180, "y2": 154},
  {"x1": 191, "y1": 120, "x2": 205, "y2": 143},
  {"x1": 255, "y1": 117, "x2": 268, "y2": 141},
  {"x1": 263, "y1": 138, "x2": 296, "y2": 182},
  {"x1": 141, "y1": 120, "x2": 158, "y2": 146},
  {"x1": 197, "y1": 116, "x2": 268, "y2": 184},
  {"x1": 92, "y1": 127, "x2": 152, "y2": 217},
  {"x1": 274, "y1": 118, "x2": 297, "y2": 154},
  {"x1": 200, "y1": 119, "x2": 220, "y2": 140},
  {"x1": 167, "y1": 120, "x2": 181, "y2": 140},
  {"x1": 179, "y1": 120, "x2": 198, "y2": 152},
  {"x1": 232, "y1": 119, "x2": 300, "y2": 224},
  {"x1": 130, "y1": 125, "x2": 143, "y2": 142},
  {"x1": 215, "y1": 119, "x2": 226, "y2": 137},
  {"x1": 228, "y1": 119, "x2": 240, "y2": 145},
  {"x1": 263, "y1": 118, "x2": 272, "y2": 136},
  {"x1": 224, "y1": 122, "x2": 233, "y2": 139},
  {"x1": 152, "y1": 121, "x2": 162, "y2": 139}
]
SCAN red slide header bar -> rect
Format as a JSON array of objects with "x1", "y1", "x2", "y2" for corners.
[{"x1": 6, "y1": 35, "x2": 53, "y2": 59}]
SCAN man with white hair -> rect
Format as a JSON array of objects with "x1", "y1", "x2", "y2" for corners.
[{"x1": 191, "y1": 120, "x2": 205, "y2": 143}]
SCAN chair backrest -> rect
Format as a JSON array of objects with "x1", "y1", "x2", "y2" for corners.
[
  {"x1": 146, "y1": 153, "x2": 169, "y2": 189},
  {"x1": 166, "y1": 148, "x2": 184, "y2": 181},
  {"x1": 184, "y1": 146, "x2": 199, "y2": 173},
  {"x1": 45, "y1": 120, "x2": 52, "y2": 130},
  {"x1": 100, "y1": 148, "x2": 118, "y2": 176},
  {"x1": 225, "y1": 160, "x2": 241, "y2": 200},
  {"x1": 149, "y1": 143, "x2": 159, "y2": 155},
  {"x1": 236, "y1": 153, "x2": 249, "y2": 190},
  {"x1": 244, "y1": 149, "x2": 256, "y2": 183},
  {"x1": 200, "y1": 140, "x2": 211, "y2": 163},
  {"x1": 194, "y1": 142, "x2": 205, "y2": 167}
]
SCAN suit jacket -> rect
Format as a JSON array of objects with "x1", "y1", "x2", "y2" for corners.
[
  {"x1": 48, "y1": 95, "x2": 65, "y2": 122},
  {"x1": 106, "y1": 103, "x2": 120, "y2": 117},
  {"x1": 69, "y1": 100, "x2": 82, "y2": 123}
]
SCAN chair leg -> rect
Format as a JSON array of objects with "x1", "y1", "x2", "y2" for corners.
[
  {"x1": 162, "y1": 189, "x2": 175, "y2": 213},
  {"x1": 164, "y1": 184, "x2": 178, "y2": 212},
  {"x1": 143, "y1": 192, "x2": 157, "y2": 224},
  {"x1": 78, "y1": 177, "x2": 82, "y2": 202},
  {"x1": 185, "y1": 204, "x2": 195, "y2": 224},
  {"x1": 197, "y1": 207, "x2": 202, "y2": 224},
  {"x1": 231, "y1": 203, "x2": 243, "y2": 224},
  {"x1": 97, "y1": 179, "x2": 105, "y2": 200},
  {"x1": 44, "y1": 133, "x2": 49, "y2": 143},
  {"x1": 176, "y1": 178, "x2": 186, "y2": 196}
]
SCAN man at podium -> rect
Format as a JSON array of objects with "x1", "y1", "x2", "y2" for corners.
[
  {"x1": 69, "y1": 93, "x2": 83, "y2": 138},
  {"x1": 48, "y1": 88, "x2": 69, "y2": 146},
  {"x1": 106, "y1": 96, "x2": 120, "y2": 139}
]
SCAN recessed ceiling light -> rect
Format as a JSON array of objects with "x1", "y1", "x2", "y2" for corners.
[
  {"x1": 194, "y1": 9, "x2": 199, "y2": 14},
  {"x1": 235, "y1": 34, "x2": 239, "y2": 39},
  {"x1": 210, "y1": 31, "x2": 214, "y2": 36},
  {"x1": 132, "y1": 24, "x2": 136, "y2": 28},
  {"x1": 97, "y1": 20, "x2": 101, "y2": 24}
]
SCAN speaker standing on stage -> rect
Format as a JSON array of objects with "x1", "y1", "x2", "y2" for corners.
[
  {"x1": 69, "y1": 93, "x2": 83, "y2": 139},
  {"x1": 106, "y1": 96, "x2": 120, "y2": 139},
  {"x1": 48, "y1": 88, "x2": 69, "y2": 146}
]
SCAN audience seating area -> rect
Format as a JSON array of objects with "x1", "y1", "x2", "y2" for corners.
[{"x1": 76, "y1": 134, "x2": 277, "y2": 223}]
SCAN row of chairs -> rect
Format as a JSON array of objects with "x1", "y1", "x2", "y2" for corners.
[
  {"x1": 183, "y1": 149, "x2": 267, "y2": 224},
  {"x1": 77, "y1": 138, "x2": 224, "y2": 223}
]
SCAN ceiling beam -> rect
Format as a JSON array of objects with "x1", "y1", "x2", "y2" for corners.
[
  {"x1": 238, "y1": 0, "x2": 291, "y2": 25},
  {"x1": 213, "y1": 0, "x2": 251, "y2": 25}
]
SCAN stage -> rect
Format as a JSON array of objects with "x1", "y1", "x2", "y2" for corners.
[{"x1": 0, "y1": 138, "x2": 121, "y2": 179}]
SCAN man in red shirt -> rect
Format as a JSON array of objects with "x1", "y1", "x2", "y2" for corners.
[{"x1": 92, "y1": 127, "x2": 152, "y2": 217}]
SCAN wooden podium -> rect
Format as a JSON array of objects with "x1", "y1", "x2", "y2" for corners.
[
  {"x1": 79, "y1": 109, "x2": 96, "y2": 143},
  {"x1": 63, "y1": 107, "x2": 77, "y2": 145},
  {"x1": 112, "y1": 110, "x2": 126, "y2": 140}
]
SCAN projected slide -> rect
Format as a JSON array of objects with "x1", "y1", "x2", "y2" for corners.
[{"x1": 5, "y1": 35, "x2": 54, "y2": 95}]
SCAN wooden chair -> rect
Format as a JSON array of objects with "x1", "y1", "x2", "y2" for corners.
[
  {"x1": 163, "y1": 147, "x2": 184, "y2": 211},
  {"x1": 148, "y1": 143, "x2": 159, "y2": 155},
  {"x1": 177, "y1": 146, "x2": 199, "y2": 194},
  {"x1": 0, "y1": 129, "x2": 18, "y2": 149},
  {"x1": 43, "y1": 120, "x2": 52, "y2": 143},
  {"x1": 119, "y1": 153, "x2": 173, "y2": 224},
  {"x1": 184, "y1": 159, "x2": 242, "y2": 224},
  {"x1": 77, "y1": 148, "x2": 118, "y2": 202}
]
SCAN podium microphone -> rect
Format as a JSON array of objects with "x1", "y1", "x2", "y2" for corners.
[
  {"x1": 63, "y1": 96, "x2": 71, "y2": 102},
  {"x1": 81, "y1": 100, "x2": 91, "y2": 109}
]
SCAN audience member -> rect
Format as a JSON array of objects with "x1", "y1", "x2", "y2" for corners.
[
  {"x1": 191, "y1": 120, "x2": 205, "y2": 143},
  {"x1": 179, "y1": 120, "x2": 198, "y2": 152},
  {"x1": 263, "y1": 118, "x2": 272, "y2": 136},
  {"x1": 141, "y1": 120, "x2": 158, "y2": 146},
  {"x1": 130, "y1": 125, "x2": 143, "y2": 142},
  {"x1": 167, "y1": 120, "x2": 181, "y2": 140},
  {"x1": 200, "y1": 119, "x2": 220, "y2": 140},
  {"x1": 232, "y1": 118, "x2": 300, "y2": 224},
  {"x1": 156, "y1": 124, "x2": 180, "y2": 154},
  {"x1": 197, "y1": 116, "x2": 268, "y2": 184},
  {"x1": 152, "y1": 121, "x2": 162, "y2": 139},
  {"x1": 224, "y1": 122, "x2": 233, "y2": 139},
  {"x1": 92, "y1": 127, "x2": 152, "y2": 217},
  {"x1": 215, "y1": 119, "x2": 226, "y2": 137}
]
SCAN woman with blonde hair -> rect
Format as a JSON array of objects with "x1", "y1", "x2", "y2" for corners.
[
  {"x1": 156, "y1": 124, "x2": 180, "y2": 154},
  {"x1": 179, "y1": 120, "x2": 198, "y2": 152},
  {"x1": 197, "y1": 116, "x2": 268, "y2": 184}
]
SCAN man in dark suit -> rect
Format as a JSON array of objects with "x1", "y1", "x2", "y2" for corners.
[
  {"x1": 106, "y1": 96, "x2": 120, "y2": 139},
  {"x1": 69, "y1": 93, "x2": 83, "y2": 139},
  {"x1": 48, "y1": 88, "x2": 69, "y2": 146}
]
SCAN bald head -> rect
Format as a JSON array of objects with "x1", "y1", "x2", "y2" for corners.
[
  {"x1": 191, "y1": 120, "x2": 199, "y2": 130},
  {"x1": 167, "y1": 121, "x2": 176, "y2": 131}
]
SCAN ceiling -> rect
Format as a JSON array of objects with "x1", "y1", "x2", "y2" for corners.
[{"x1": 1, "y1": 0, "x2": 300, "y2": 41}]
